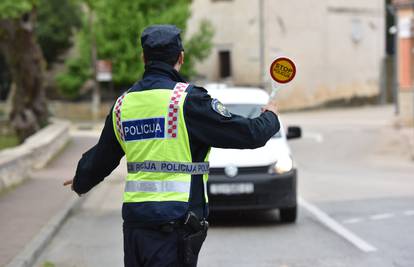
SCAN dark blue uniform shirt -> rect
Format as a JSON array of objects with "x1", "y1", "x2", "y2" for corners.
[{"x1": 73, "y1": 61, "x2": 280, "y2": 226}]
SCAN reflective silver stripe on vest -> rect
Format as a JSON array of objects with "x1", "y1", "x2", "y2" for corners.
[
  {"x1": 125, "y1": 180, "x2": 190, "y2": 193},
  {"x1": 127, "y1": 161, "x2": 209, "y2": 175}
]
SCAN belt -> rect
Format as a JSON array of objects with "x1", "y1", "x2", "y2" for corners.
[
  {"x1": 159, "y1": 219, "x2": 208, "y2": 233},
  {"x1": 123, "y1": 218, "x2": 208, "y2": 233},
  {"x1": 159, "y1": 220, "x2": 184, "y2": 233},
  {"x1": 123, "y1": 220, "x2": 183, "y2": 232}
]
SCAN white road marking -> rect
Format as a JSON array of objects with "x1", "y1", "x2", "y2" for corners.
[
  {"x1": 404, "y1": 210, "x2": 414, "y2": 216},
  {"x1": 370, "y1": 213, "x2": 395, "y2": 221},
  {"x1": 342, "y1": 211, "x2": 413, "y2": 224},
  {"x1": 303, "y1": 132, "x2": 324, "y2": 143},
  {"x1": 299, "y1": 197, "x2": 377, "y2": 252},
  {"x1": 342, "y1": 218, "x2": 364, "y2": 224}
]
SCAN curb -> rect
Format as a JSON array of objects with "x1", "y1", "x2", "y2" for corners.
[{"x1": 5, "y1": 195, "x2": 86, "y2": 267}]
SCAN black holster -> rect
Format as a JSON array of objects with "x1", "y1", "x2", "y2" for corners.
[{"x1": 179, "y1": 212, "x2": 209, "y2": 266}]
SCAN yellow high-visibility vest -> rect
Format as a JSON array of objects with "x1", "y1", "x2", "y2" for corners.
[{"x1": 112, "y1": 83, "x2": 209, "y2": 204}]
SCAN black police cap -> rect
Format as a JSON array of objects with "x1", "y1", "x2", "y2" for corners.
[{"x1": 141, "y1": 24, "x2": 184, "y2": 62}]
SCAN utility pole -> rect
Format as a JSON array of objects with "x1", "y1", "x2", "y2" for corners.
[
  {"x1": 88, "y1": 5, "x2": 100, "y2": 122},
  {"x1": 259, "y1": 0, "x2": 265, "y2": 87}
]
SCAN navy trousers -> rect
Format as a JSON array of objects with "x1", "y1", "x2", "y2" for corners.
[{"x1": 123, "y1": 226, "x2": 198, "y2": 267}]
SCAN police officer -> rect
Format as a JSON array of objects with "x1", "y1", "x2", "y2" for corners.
[{"x1": 64, "y1": 24, "x2": 280, "y2": 267}]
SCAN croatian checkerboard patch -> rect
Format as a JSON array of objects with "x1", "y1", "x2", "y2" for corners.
[{"x1": 166, "y1": 83, "x2": 189, "y2": 138}]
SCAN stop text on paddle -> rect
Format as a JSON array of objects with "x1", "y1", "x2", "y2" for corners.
[{"x1": 269, "y1": 57, "x2": 296, "y2": 84}]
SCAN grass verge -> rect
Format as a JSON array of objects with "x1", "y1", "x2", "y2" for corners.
[{"x1": 0, "y1": 134, "x2": 19, "y2": 150}]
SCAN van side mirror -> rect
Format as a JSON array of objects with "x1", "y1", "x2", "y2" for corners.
[{"x1": 287, "y1": 126, "x2": 302, "y2": 140}]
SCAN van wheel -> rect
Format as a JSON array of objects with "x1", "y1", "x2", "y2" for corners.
[{"x1": 280, "y1": 206, "x2": 297, "y2": 223}]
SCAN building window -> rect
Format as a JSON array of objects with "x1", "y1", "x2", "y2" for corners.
[{"x1": 219, "y1": 50, "x2": 232, "y2": 78}]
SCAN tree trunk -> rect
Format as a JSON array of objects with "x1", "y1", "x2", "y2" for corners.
[{"x1": 0, "y1": 10, "x2": 48, "y2": 142}]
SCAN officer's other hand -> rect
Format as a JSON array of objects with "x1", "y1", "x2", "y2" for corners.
[
  {"x1": 63, "y1": 179, "x2": 81, "y2": 197},
  {"x1": 261, "y1": 102, "x2": 278, "y2": 116}
]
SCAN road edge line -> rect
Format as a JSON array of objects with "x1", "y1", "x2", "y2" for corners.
[
  {"x1": 5, "y1": 195, "x2": 85, "y2": 267},
  {"x1": 299, "y1": 197, "x2": 377, "y2": 253}
]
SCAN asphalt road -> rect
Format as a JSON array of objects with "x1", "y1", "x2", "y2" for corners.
[{"x1": 35, "y1": 106, "x2": 414, "y2": 267}]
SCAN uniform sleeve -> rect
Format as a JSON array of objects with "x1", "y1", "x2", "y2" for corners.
[
  {"x1": 184, "y1": 87, "x2": 280, "y2": 149},
  {"x1": 72, "y1": 109, "x2": 125, "y2": 194}
]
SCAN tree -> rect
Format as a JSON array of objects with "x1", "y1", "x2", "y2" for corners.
[
  {"x1": 57, "y1": 0, "x2": 214, "y2": 97},
  {"x1": 180, "y1": 21, "x2": 214, "y2": 79},
  {"x1": 0, "y1": 0, "x2": 48, "y2": 141},
  {"x1": 0, "y1": 53, "x2": 12, "y2": 100},
  {"x1": 36, "y1": 0, "x2": 82, "y2": 65}
]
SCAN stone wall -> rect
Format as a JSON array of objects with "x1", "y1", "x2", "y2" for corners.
[
  {"x1": 49, "y1": 101, "x2": 113, "y2": 121},
  {"x1": 0, "y1": 120, "x2": 70, "y2": 191}
]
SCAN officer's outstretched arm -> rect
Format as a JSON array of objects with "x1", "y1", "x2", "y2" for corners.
[
  {"x1": 184, "y1": 87, "x2": 280, "y2": 149},
  {"x1": 70, "y1": 112, "x2": 125, "y2": 195}
]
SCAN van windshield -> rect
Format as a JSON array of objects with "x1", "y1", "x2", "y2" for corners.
[{"x1": 226, "y1": 104, "x2": 282, "y2": 138}]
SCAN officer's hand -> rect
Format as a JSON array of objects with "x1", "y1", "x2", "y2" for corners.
[
  {"x1": 63, "y1": 179, "x2": 81, "y2": 197},
  {"x1": 261, "y1": 102, "x2": 278, "y2": 116}
]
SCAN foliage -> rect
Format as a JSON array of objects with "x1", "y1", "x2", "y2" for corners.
[
  {"x1": 56, "y1": 28, "x2": 93, "y2": 98},
  {"x1": 55, "y1": 58, "x2": 90, "y2": 98},
  {"x1": 0, "y1": 0, "x2": 35, "y2": 20},
  {"x1": 36, "y1": 0, "x2": 82, "y2": 64},
  {"x1": 180, "y1": 20, "x2": 214, "y2": 78},
  {"x1": 57, "y1": 0, "x2": 214, "y2": 97}
]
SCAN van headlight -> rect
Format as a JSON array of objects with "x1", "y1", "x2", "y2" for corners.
[{"x1": 269, "y1": 156, "x2": 293, "y2": 174}]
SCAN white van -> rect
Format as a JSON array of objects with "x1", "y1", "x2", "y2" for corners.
[{"x1": 207, "y1": 87, "x2": 301, "y2": 223}]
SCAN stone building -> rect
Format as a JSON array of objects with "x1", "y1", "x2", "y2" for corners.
[{"x1": 187, "y1": 0, "x2": 385, "y2": 110}]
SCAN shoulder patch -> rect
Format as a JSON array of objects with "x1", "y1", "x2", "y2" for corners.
[{"x1": 211, "y1": 99, "x2": 232, "y2": 118}]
